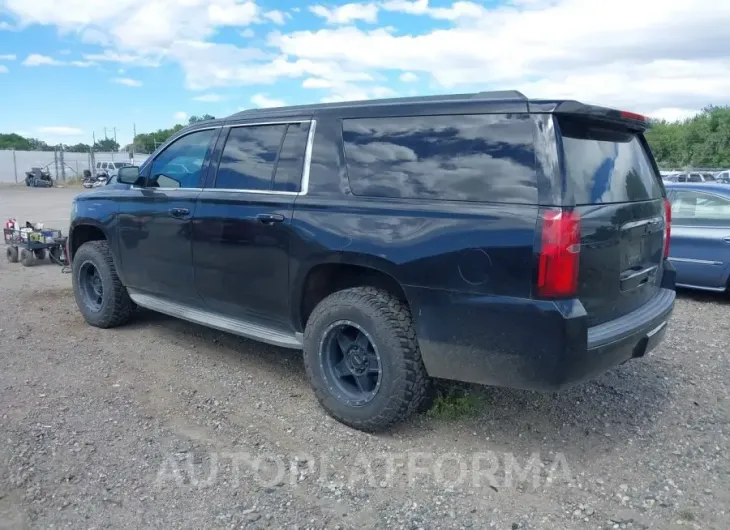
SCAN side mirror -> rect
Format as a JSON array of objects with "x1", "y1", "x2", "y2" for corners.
[{"x1": 117, "y1": 166, "x2": 140, "y2": 185}]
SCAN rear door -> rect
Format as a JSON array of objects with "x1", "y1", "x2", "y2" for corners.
[
  {"x1": 557, "y1": 115, "x2": 667, "y2": 326},
  {"x1": 668, "y1": 189, "x2": 730, "y2": 289},
  {"x1": 193, "y1": 121, "x2": 311, "y2": 329}
]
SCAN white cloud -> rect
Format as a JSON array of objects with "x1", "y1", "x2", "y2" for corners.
[
  {"x1": 112, "y1": 77, "x2": 142, "y2": 87},
  {"x1": 209, "y1": 1, "x2": 259, "y2": 26},
  {"x1": 0, "y1": 54, "x2": 17, "y2": 61},
  {"x1": 399, "y1": 71, "x2": 418, "y2": 82},
  {"x1": 650, "y1": 108, "x2": 700, "y2": 122},
  {"x1": 0, "y1": 21, "x2": 17, "y2": 31},
  {"x1": 309, "y1": 3, "x2": 379, "y2": 24},
  {"x1": 0, "y1": 65, "x2": 8, "y2": 74},
  {"x1": 22, "y1": 54, "x2": 62, "y2": 66},
  {"x1": 3, "y1": 0, "x2": 730, "y2": 113},
  {"x1": 193, "y1": 93, "x2": 225, "y2": 102},
  {"x1": 240, "y1": 28, "x2": 255, "y2": 38},
  {"x1": 21, "y1": 53, "x2": 96, "y2": 68},
  {"x1": 302, "y1": 77, "x2": 333, "y2": 89},
  {"x1": 173, "y1": 111, "x2": 188, "y2": 121},
  {"x1": 250, "y1": 93, "x2": 286, "y2": 108},
  {"x1": 84, "y1": 50, "x2": 160, "y2": 67},
  {"x1": 264, "y1": 10, "x2": 285, "y2": 25},
  {"x1": 38, "y1": 126, "x2": 83, "y2": 136}
]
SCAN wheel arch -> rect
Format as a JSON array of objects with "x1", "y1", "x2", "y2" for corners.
[{"x1": 293, "y1": 252, "x2": 411, "y2": 333}]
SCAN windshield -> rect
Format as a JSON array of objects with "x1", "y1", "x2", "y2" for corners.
[{"x1": 114, "y1": 162, "x2": 126, "y2": 169}]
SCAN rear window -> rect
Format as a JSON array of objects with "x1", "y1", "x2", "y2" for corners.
[
  {"x1": 342, "y1": 114, "x2": 537, "y2": 203},
  {"x1": 114, "y1": 162, "x2": 126, "y2": 169},
  {"x1": 558, "y1": 117, "x2": 663, "y2": 204}
]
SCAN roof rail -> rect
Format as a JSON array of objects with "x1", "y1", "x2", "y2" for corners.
[
  {"x1": 226, "y1": 90, "x2": 530, "y2": 120},
  {"x1": 474, "y1": 90, "x2": 527, "y2": 100}
]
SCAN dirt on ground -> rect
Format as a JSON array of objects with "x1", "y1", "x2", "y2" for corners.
[{"x1": 0, "y1": 186, "x2": 728, "y2": 529}]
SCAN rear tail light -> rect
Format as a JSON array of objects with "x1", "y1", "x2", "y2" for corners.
[
  {"x1": 536, "y1": 209, "x2": 581, "y2": 298},
  {"x1": 663, "y1": 198, "x2": 671, "y2": 259}
]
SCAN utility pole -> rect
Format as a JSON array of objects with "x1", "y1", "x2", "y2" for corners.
[
  {"x1": 91, "y1": 131, "x2": 96, "y2": 174},
  {"x1": 113, "y1": 127, "x2": 117, "y2": 146},
  {"x1": 132, "y1": 123, "x2": 136, "y2": 163}
]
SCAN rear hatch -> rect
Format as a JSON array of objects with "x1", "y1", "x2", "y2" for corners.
[{"x1": 556, "y1": 113, "x2": 666, "y2": 326}]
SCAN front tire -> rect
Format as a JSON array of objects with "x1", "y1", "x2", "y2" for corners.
[
  {"x1": 303, "y1": 287, "x2": 430, "y2": 432},
  {"x1": 19, "y1": 249, "x2": 36, "y2": 267},
  {"x1": 72, "y1": 240, "x2": 135, "y2": 328}
]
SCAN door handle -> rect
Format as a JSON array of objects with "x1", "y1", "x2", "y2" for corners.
[
  {"x1": 256, "y1": 213, "x2": 285, "y2": 224},
  {"x1": 169, "y1": 207, "x2": 190, "y2": 218},
  {"x1": 723, "y1": 236, "x2": 730, "y2": 244}
]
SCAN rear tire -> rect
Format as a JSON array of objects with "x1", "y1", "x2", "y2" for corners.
[
  {"x1": 72, "y1": 240, "x2": 135, "y2": 328},
  {"x1": 6, "y1": 246, "x2": 19, "y2": 263},
  {"x1": 303, "y1": 286, "x2": 430, "y2": 432},
  {"x1": 19, "y1": 249, "x2": 36, "y2": 267}
]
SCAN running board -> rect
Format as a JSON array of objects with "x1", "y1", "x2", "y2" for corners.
[{"x1": 128, "y1": 290, "x2": 303, "y2": 349}]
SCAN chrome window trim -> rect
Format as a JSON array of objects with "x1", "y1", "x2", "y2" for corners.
[
  {"x1": 128, "y1": 119, "x2": 317, "y2": 195},
  {"x1": 228, "y1": 120, "x2": 309, "y2": 128},
  {"x1": 201, "y1": 119, "x2": 317, "y2": 196}
]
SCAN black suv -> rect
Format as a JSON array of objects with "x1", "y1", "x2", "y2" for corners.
[{"x1": 68, "y1": 91, "x2": 676, "y2": 431}]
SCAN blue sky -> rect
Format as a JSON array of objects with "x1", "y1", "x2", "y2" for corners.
[{"x1": 1, "y1": 0, "x2": 729, "y2": 146}]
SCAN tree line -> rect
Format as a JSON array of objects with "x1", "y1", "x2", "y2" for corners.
[
  {"x1": 0, "y1": 114, "x2": 215, "y2": 155},
  {"x1": 645, "y1": 105, "x2": 730, "y2": 168}
]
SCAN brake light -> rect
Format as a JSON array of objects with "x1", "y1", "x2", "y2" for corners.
[
  {"x1": 620, "y1": 110, "x2": 647, "y2": 122},
  {"x1": 663, "y1": 198, "x2": 671, "y2": 259},
  {"x1": 537, "y1": 209, "x2": 581, "y2": 298}
]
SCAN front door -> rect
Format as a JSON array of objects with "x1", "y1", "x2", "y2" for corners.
[
  {"x1": 117, "y1": 127, "x2": 219, "y2": 302},
  {"x1": 193, "y1": 121, "x2": 311, "y2": 329}
]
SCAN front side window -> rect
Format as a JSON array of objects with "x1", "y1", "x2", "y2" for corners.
[
  {"x1": 671, "y1": 190, "x2": 730, "y2": 224},
  {"x1": 150, "y1": 129, "x2": 217, "y2": 188},
  {"x1": 342, "y1": 114, "x2": 537, "y2": 203},
  {"x1": 688, "y1": 173, "x2": 702, "y2": 182},
  {"x1": 215, "y1": 125, "x2": 286, "y2": 190}
]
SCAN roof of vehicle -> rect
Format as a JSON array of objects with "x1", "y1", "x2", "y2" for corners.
[
  {"x1": 168, "y1": 90, "x2": 647, "y2": 142},
  {"x1": 664, "y1": 182, "x2": 730, "y2": 195},
  {"x1": 219, "y1": 90, "x2": 648, "y2": 129}
]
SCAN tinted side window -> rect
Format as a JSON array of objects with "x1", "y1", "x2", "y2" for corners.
[
  {"x1": 215, "y1": 125, "x2": 286, "y2": 190},
  {"x1": 671, "y1": 190, "x2": 730, "y2": 224},
  {"x1": 342, "y1": 114, "x2": 537, "y2": 203},
  {"x1": 273, "y1": 123, "x2": 310, "y2": 192},
  {"x1": 150, "y1": 129, "x2": 217, "y2": 189}
]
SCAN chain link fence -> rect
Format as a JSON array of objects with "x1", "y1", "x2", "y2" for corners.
[{"x1": 0, "y1": 149, "x2": 149, "y2": 184}]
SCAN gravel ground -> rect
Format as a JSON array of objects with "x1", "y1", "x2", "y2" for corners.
[{"x1": 1, "y1": 186, "x2": 729, "y2": 529}]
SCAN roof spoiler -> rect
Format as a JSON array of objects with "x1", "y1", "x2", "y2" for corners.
[{"x1": 551, "y1": 101, "x2": 650, "y2": 131}]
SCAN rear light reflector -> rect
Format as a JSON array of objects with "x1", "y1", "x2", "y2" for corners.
[
  {"x1": 537, "y1": 209, "x2": 581, "y2": 298},
  {"x1": 620, "y1": 110, "x2": 647, "y2": 122},
  {"x1": 663, "y1": 197, "x2": 671, "y2": 258}
]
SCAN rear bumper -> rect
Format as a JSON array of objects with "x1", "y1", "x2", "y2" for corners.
[{"x1": 407, "y1": 265, "x2": 676, "y2": 391}]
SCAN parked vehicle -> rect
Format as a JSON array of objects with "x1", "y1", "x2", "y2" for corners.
[
  {"x1": 95, "y1": 161, "x2": 129, "y2": 179},
  {"x1": 714, "y1": 170, "x2": 730, "y2": 184},
  {"x1": 665, "y1": 182, "x2": 730, "y2": 292},
  {"x1": 664, "y1": 172, "x2": 716, "y2": 183},
  {"x1": 68, "y1": 91, "x2": 676, "y2": 431},
  {"x1": 24, "y1": 167, "x2": 53, "y2": 187}
]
